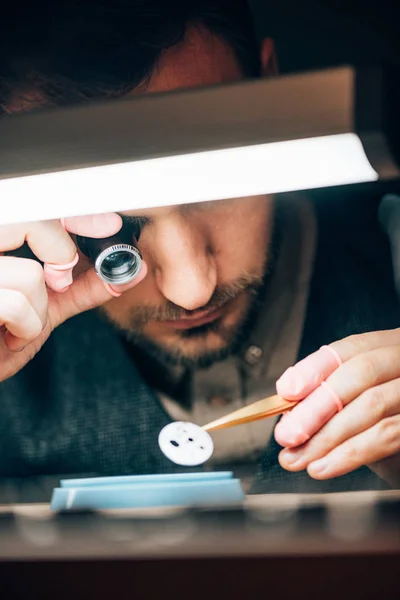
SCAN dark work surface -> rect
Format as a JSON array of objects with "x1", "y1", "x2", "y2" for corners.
[
  {"x1": 1, "y1": 555, "x2": 400, "y2": 600},
  {"x1": 0, "y1": 491, "x2": 399, "y2": 600}
]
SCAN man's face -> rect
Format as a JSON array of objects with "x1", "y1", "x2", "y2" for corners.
[{"x1": 98, "y1": 28, "x2": 275, "y2": 367}]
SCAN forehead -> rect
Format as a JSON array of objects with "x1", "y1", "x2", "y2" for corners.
[
  {"x1": 133, "y1": 25, "x2": 244, "y2": 94},
  {"x1": 121, "y1": 201, "x2": 210, "y2": 220},
  {"x1": 6, "y1": 25, "x2": 245, "y2": 123}
]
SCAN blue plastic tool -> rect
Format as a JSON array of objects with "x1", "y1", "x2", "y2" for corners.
[{"x1": 50, "y1": 471, "x2": 245, "y2": 511}]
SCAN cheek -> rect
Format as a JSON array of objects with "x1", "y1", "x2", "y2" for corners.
[
  {"x1": 102, "y1": 269, "x2": 161, "y2": 323},
  {"x1": 210, "y1": 199, "x2": 273, "y2": 275}
]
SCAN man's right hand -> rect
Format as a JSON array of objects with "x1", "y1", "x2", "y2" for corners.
[{"x1": 0, "y1": 213, "x2": 147, "y2": 382}]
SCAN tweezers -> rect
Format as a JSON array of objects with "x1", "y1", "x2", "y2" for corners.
[{"x1": 203, "y1": 394, "x2": 296, "y2": 432}]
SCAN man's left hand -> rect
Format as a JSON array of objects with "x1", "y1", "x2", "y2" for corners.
[{"x1": 274, "y1": 329, "x2": 400, "y2": 484}]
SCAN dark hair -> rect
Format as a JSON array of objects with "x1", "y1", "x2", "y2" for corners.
[{"x1": 0, "y1": 0, "x2": 260, "y2": 113}]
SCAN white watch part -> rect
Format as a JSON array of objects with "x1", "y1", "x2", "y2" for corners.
[{"x1": 158, "y1": 422, "x2": 214, "y2": 467}]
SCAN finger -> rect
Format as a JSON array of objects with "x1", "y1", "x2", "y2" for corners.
[
  {"x1": 0, "y1": 220, "x2": 78, "y2": 293},
  {"x1": 0, "y1": 215, "x2": 124, "y2": 294},
  {"x1": 275, "y1": 344, "x2": 400, "y2": 447},
  {"x1": 330, "y1": 328, "x2": 400, "y2": 362},
  {"x1": 0, "y1": 289, "x2": 43, "y2": 350},
  {"x1": 49, "y1": 261, "x2": 148, "y2": 327},
  {"x1": 44, "y1": 213, "x2": 123, "y2": 292},
  {"x1": 306, "y1": 415, "x2": 400, "y2": 479},
  {"x1": 0, "y1": 256, "x2": 48, "y2": 325},
  {"x1": 276, "y1": 345, "x2": 342, "y2": 400},
  {"x1": 63, "y1": 213, "x2": 122, "y2": 238},
  {"x1": 279, "y1": 377, "x2": 400, "y2": 471},
  {"x1": 43, "y1": 254, "x2": 79, "y2": 293},
  {"x1": 276, "y1": 329, "x2": 400, "y2": 400},
  {"x1": 0, "y1": 221, "x2": 77, "y2": 265}
]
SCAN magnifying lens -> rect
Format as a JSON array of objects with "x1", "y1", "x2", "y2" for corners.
[{"x1": 76, "y1": 220, "x2": 143, "y2": 286}]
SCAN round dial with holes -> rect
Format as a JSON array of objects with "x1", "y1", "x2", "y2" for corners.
[{"x1": 158, "y1": 422, "x2": 214, "y2": 466}]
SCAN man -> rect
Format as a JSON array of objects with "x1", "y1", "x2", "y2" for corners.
[{"x1": 0, "y1": 0, "x2": 399, "y2": 501}]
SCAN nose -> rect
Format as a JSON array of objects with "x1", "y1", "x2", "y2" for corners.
[{"x1": 152, "y1": 217, "x2": 217, "y2": 311}]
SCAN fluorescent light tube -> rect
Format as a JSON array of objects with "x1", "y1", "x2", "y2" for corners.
[
  {"x1": 0, "y1": 65, "x2": 398, "y2": 225},
  {"x1": 0, "y1": 133, "x2": 377, "y2": 225}
]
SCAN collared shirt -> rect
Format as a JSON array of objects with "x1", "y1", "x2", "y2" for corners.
[{"x1": 159, "y1": 194, "x2": 317, "y2": 478}]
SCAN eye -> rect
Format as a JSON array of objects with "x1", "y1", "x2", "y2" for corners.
[{"x1": 120, "y1": 215, "x2": 150, "y2": 241}]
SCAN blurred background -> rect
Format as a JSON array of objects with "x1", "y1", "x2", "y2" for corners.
[
  {"x1": 250, "y1": 0, "x2": 400, "y2": 73},
  {"x1": 248, "y1": 0, "x2": 400, "y2": 246}
]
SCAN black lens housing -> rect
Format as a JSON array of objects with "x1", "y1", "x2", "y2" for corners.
[{"x1": 76, "y1": 221, "x2": 142, "y2": 285}]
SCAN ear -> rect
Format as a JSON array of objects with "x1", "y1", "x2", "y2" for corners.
[{"x1": 260, "y1": 38, "x2": 278, "y2": 77}]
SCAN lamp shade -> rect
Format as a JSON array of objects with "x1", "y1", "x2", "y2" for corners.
[{"x1": 0, "y1": 64, "x2": 398, "y2": 225}]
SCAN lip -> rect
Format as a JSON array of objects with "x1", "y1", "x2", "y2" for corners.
[{"x1": 162, "y1": 306, "x2": 224, "y2": 330}]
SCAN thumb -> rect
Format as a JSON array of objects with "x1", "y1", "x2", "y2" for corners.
[{"x1": 50, "y1": 262, "x2": 148, "y2": 326}]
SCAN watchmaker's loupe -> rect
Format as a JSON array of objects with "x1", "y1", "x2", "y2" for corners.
[{"x1": 76, "y1": 220, "x2": 142, "y2": 286}]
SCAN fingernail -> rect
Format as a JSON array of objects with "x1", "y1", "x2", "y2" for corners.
[
  {"x1": 44, "y1": 267, "x2": 74, "y2": 292},
  {"x1": 43, "y1": 253, "x2": 79, "y2": 292},
  {"x1": 4, "y1": 330, "x2": 27, "y2": 352},
  {"x1": 275, "y1": 417, "x2": 310, "y2": 447},
  {"x1": 308, "y1": 458, "x2": 329, "y2": 476},
  {"x1": 280, "y1": 449, "x2": 305, "y2": 467},
  {"x1": 54, "y1": 273, "x2": 73, "y2": 292},
  {"x1": 276, "y1": 367, "x2": 306, "y2": 398},
  {"x1": 102, "y1": 282, "x2": 123, "y2": 298},
  {"x1": 7, "y1": 339, "x2": 27, "y2": 352},
  {"x1": 56, "y1": 284, "x2": 71, "y2": 294},
  {"x1": 11, "y1": 345, "x2": 27, "y2": 353}
]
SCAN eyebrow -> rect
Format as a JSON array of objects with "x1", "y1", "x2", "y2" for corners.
[{"x1": 119, "y1": 214, "x2": 152, "y2": 227}]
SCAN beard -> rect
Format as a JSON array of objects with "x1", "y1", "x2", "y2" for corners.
[{"x1": 100, "y1": 271, "x2": 268, "y2": 369}]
